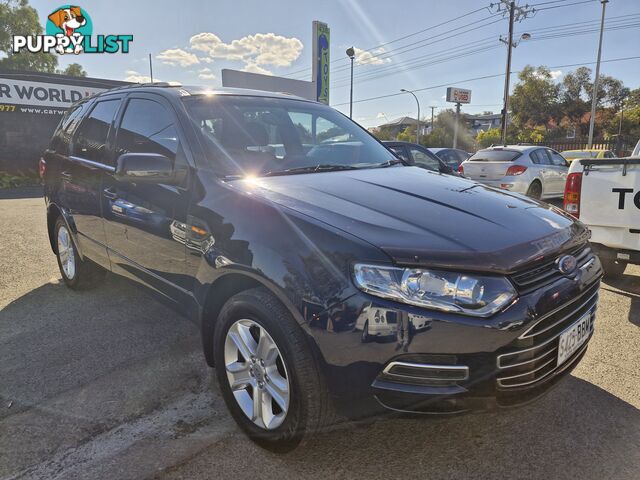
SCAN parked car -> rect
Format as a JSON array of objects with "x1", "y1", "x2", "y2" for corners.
[
  {"x1": 43, "y1": 85, "x2": 602, "y2": 449},
  {"x1": 561, "y1": 149, "x2": 617, "y2": 161},
  {"x1": 426, "y1": 147, "x2": 471, "y2": 170},
  {"x1": 459, "y1": 145, "x2": 569, "y2": 199},
  {"x1": 382, "y1": 141, "x2": 456, "y2": 174},
  {"x1": 565, "y1": 155, "x2": 640, "y2": 278}
]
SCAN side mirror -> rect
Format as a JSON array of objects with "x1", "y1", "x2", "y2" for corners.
[{"x1": 115, "y1": 153, "x2": 184, "y2": 185}]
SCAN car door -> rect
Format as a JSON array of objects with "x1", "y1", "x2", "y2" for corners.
[
  {"x1": 529, "y1": 149, "x2": 555, "y2": 196},
  {"x1": 546, "y1": 149, "x2": 569, "y2": 195},
  {"x1": 408, "y1": 146, "x2": 444, "y2": 172},
  {"x1": 64, "y1": 97, "x2": 123, "y2": 267},
  {"x1": 102, "y1": 93, "x2": 193, "y2": 305}
]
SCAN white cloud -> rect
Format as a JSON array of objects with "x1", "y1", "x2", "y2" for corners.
[
  {"x1": 189, "y1": 32, "x2": 302, "y2": 70},
  {"x1": 242, "y1": 62, "x2": 272, "y2": 76},
  {"x1": 550, "y1": 70, "x2": 563, "y2": 80},
  {"x1": 157, "y1": 48, "x2": 200, "y2": 67},
  {"x1": 124, "y1": 70, "x2": 153, "y2": 83},
  {"x1": 354, "y1": 47, "x2": 390, "y2": 66},
  {"x1": 198, "y1": 67, "x2": 216, "y2": 80},
  {"x1": 376, "y1": 112, "x2": 386, "y2": 119}
]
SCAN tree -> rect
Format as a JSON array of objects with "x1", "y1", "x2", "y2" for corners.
[
  {"x1": 59, "y1": 63, "x2": 87, "y2": 77},
  {"x1": 510, "y1": 65, "x2": 560, "y2": 129},
  {"x1": 0, "y1": 0, "x2": 58, "y2": 72},
  {"x1": 476, "y1": 128, "x2": 501, "y2": 148},
  {"x1": 558, "y1": 66, "x2": 592, "y2": 135}
]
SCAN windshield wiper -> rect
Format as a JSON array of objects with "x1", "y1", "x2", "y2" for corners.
[
  {"x1": 375, "y1": 159, "x2": 405, "y2": 168},
  {"x1": 263, "y1": 164, "x2": 361, "y2": 176}
]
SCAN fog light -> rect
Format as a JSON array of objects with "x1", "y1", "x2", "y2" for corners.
[{"x1": 501, "y1": 183, "x2": 514, "y2": 189}]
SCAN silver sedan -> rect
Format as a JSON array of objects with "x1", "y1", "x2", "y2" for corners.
[{"x1": 459, "y1": 145, "x2": 569, "y2": 199}]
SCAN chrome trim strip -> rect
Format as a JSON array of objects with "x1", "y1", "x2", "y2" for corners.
[
  {"x1": 382, "y1": 361, "x2": 469, "y2": 381},
  {"x1": 497, "y1": 307, "x2": 596, "y2": 367},
  {"x1": 519, "y1": 289, "x2": 599, "y2": 339},
  {"x1": 498, "y1": 345, "x2": 557, "y2": 370},
  {"x1": 497, "y1": 340, "x2": 590, "y2": 388},
  {"x1": 498, "y1": 356, "x2": 556, "y2": 384},
  {"x1": 69, "y1": 155, "x2": 116, "y2": 173}
]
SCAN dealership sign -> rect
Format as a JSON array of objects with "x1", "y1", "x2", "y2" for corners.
[
  {"x1": 446, "y1": 87, "x2": 472, "y2": 104},
  {"x1": 313, "y1": 21, "x2": 330, "y2": 105},
  {"x1": 0, "y1": 79, "x2": 104, "y2": 108}
]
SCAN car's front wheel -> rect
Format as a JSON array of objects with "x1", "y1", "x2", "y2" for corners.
[
  {"x1": 54, "y1": 217, "x2": 105, "y2": 289},
  {"x1": 214, "y1": 287, "x2": 333, "y2": 451}
]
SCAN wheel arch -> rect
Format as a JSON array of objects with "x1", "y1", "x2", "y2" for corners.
[
  {"x1": 200, "y1": 271, "x2": 306, "y2": 367},
  {"x1": 47, "y1": 203, "x2": 63, "y2": 254}
]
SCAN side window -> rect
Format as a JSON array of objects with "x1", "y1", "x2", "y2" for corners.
[
  {"x1": 548, "y1": 150, "x2": 567, "y2": 167},
  {"x1": 116, "y1": 98, "x2": 180, "y2": 161},
  {"x1": 409, "y1": 147, "x2": 441, "y2": 172},
  {"x1": 531, "y1": 149, "x2": 550, "y2": 165},
  {"x1": 73, "y1": 100, "x2": 120, "y2": 163},
  {"x1": 316, "y1": 117, "x2": 352, "y2": 144},
  {"x1": 390, "y1": 146, "x2": 409, "y2": 162},
  {"x1": 51, "y1": 104, "x2": 84, "y2": 153}
]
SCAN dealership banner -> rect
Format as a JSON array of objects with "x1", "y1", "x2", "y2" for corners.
[
  {"x1": 0, "y1": 78, "x2": 105, "y2": 111},
  {"x1": 312, "y1": 21, "x2": 330, "y2": 105}
]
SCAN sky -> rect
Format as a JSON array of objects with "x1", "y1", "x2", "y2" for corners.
[{"x1": 28, "y1": 0, "x2": 640, "y2": 128}]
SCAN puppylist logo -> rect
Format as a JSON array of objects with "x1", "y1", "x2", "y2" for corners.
[{"x1": 12, "y1": 5, "x2": 133, "y2": 55}]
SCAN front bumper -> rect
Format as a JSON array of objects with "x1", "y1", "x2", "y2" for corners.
[{"x1": 308, "y1": 249, "x2": 602, "y2": 417}]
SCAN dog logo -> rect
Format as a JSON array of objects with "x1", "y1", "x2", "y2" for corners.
[
  {"x1": 13, "y1": 5, "x2": 132, "y2": 55},
  {"x1": 46, "y1": 5, "x2": 90, "y2": 54}
]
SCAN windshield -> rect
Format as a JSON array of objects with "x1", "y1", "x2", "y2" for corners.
[
  {"x1": 183, "y1": 95, "x2": 397, "y2": 177},
  {"x1": 468, "y1": 149, "x2": 521, "y2": 162}
]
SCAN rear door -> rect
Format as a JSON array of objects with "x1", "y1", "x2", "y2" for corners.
[
  {"x1": 547, "y1": 149, "x2": 569, "y2": 195},
  {"x1": 102, "y1": 93, "x2": 193, "y2": 304},
  {"x1": 64, "y1": 97, "x2": 123, "y2": 266},
  {"x1": 463, "y1": 149, "x2": 521, "y2": 180}
]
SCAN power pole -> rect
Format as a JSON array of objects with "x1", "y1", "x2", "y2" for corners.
[
  {"x1": 587, "y1": 0, "x2": 609, "y2": 148},
  {"x1": 430, "y1": 106, "x2": 437, "y2": 134},
  {"x1": 148, "y1": 53, "x2": 153, "y2": 83},
  {"x1": 492, "y1": 0, "x2": 536, "y2": 145}
]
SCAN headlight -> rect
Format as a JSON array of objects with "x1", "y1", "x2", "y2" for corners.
[{"x1": 353, "y1": 264, "x2": 517, "y2": 317}]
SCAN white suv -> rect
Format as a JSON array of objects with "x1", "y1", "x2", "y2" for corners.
[{"x1": 460, "y1": 145, "x2": 569, "y2": 200}]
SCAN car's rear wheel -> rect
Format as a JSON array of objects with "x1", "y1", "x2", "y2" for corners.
[
  {"x1": 213, "y1": 287, "x2": 333, "y2": 451},
  {"x1": 54, "y1": 217, "x2": 105, "y2": 289},
  {"x1": 601, "y1": 257, "x2": 627, "y2": 280},
  {"x1": 526, "y1": 180, "x2": 542, "y2": 199}
]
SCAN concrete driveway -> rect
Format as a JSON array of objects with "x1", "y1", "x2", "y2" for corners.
[{"x1": 1, "y1": 189, "x2": 639, "y2": 480}]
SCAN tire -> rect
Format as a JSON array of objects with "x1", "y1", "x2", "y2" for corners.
[
  {"x1": 526, "y1": 181, "x2": 542, "y2": 200},
  {"x1": 54, "y1": 217, "x2": 105, "y2": 290},
  {"x1": 213, "y1": 287, "x2": 333, "y2": 451},
  {"x1": 601, "y1": 257, "x2": 627, "y2": 280}
]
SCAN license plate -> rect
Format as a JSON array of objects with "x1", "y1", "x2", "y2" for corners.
[{"x1": 557, "y1": 311, "x2": 594, "y2": 366}]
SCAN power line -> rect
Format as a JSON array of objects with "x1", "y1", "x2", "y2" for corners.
[{"x1": 331, "y1": 56, "x2": 640, "y2": 107}]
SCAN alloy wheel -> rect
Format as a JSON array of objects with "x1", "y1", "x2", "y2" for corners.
[
  {"x1": 57, "y1": 225, "x2": 76, "y2": 280},
  {"x1": 224, "y1": 319, "x2": 290, "y2": 430}
]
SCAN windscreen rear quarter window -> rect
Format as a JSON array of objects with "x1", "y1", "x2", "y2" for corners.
[{"x1": 469, "y1": 149, "x2": 521, "y2": 162}]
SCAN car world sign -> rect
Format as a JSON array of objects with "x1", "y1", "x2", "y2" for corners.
[
  {"x1": 446, "y1": 87, "x2": 472, "y2": 104},
  {"x1": 0, "y1": 79, "x2": 104, "y2": 108}
]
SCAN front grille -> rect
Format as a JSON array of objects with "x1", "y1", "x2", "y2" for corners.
[
  {"x1": 496, "y1": 281, "x2": 599, "y2": 389},
  {"x1": 511, "y1": 244, "x2": 593, "y2": 294}
]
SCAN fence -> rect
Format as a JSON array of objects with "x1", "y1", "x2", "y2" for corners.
[{"x1": 527, "y1": 139, "x2": 634, "y2": 156}]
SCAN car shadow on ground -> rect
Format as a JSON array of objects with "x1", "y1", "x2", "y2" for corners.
[{"x1": 602, "y1": 273, "x2": 640, "y2": 327}]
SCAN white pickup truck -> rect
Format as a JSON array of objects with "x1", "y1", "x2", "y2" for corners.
[{"x1": 564, "y1": 148, "x2": 640, "y2": 278}]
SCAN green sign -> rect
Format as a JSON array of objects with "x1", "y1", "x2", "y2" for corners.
[{"x1": 313, "y1": 21, "x2": 330, "y2": 104}]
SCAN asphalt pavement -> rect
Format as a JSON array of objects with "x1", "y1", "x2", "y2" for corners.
[{"x1": 1, "y1": 188, "x2": 639, "y2": 480}]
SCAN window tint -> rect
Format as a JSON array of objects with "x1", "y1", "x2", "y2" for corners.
[
  {"x1": 389, "y1": 146, "x2": 409, "y2": 162},
  {"x1": 409, "y1": 147, "x2": 441, "y2": 171},
  {"x1": 548, "y1": 150, "x2": 567, "y2": 167},
  {"x1": 73, "y1": 100, "x2": 120, "y2": 163},
  {"x1": 531, "y1": 149, "x2": 551, "y2": 165},
  {"x1": 116, "y1": 98, "x2": 179, "y2": 160},
  {"x1": 51, "y1": 104, "x2": 85, "y2": 153},
  {"x1": 469, "y1": 149, "x2": 520, "y2": 162}
]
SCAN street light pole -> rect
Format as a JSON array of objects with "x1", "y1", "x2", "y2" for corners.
[
  {"x1": 500, "y1": 1, "x2": 515, "y2": 145},
  {"x1": 587, "y1": 0, "x2": 608, "y2": 149},
  {"x1": 430, "y1": 106, "x2": 437, "y2": 134},
  {"x1": 401, "y1": 89, "x2": 421, "y2": 144},
  {"x1": 346, "y1": 47, "x2": 355, "y2": 119}
]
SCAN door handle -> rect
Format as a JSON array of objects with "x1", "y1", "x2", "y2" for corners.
[{"x1": 103, "y1": 187, "x2": 118, "y2": 200}]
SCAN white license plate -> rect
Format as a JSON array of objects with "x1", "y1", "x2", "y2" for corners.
[{"x1": 557, "y1": 312, "x2": 594, "y2": 366}]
